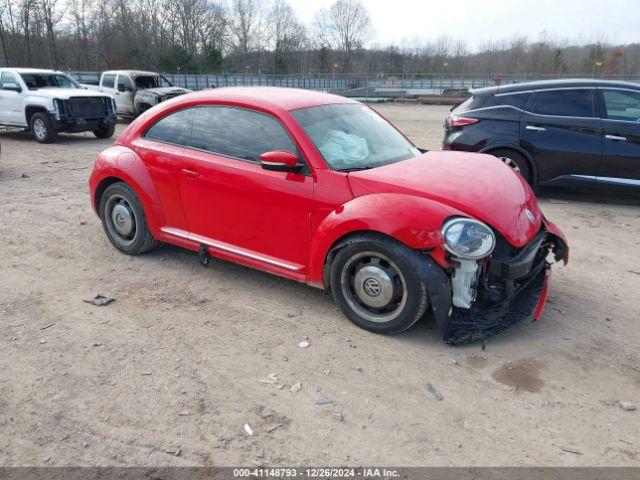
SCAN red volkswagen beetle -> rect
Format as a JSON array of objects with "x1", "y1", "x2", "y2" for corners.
[{"x1": 89, "y1": 87, "x2": 568, "y2": 344}]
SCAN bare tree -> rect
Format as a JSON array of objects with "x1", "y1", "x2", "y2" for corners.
[
  {"x1": 314, "y1": 0, "x2": 372, "y2": 73},
  {"x1": 229, "y1": 0, "x2": 263, "y2": 56},
  {"x1": 267, "y1": 0, "x2": 305, "y2": 73},
  {"x1": 36, "y1": 0, "x2": 65, "y2": 68}
]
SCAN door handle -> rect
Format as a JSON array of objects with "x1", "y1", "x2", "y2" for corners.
[
  {"x1": 182, "y1": 168, "x2": 199, "y2": 178},
  {"x1": 605, "y1": 134, "x2": 627, "y2": 141},
  {"x1": 526, "y1": 125, "x2": 546, "y2": 132}
]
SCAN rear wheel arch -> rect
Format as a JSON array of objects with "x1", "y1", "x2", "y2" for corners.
[
  {"x1": 482, "y1": 145, "x2": 538, "y2": 185},
  {"x1": 92, "y1": 149, "x2": 166, "y2": 232},
  {"x1": 94, "y1": 176, "x2": 126, "y2": 218}
]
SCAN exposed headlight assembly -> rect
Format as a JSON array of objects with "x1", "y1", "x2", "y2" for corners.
[
  {"x1": 441, "y1": 218, "x2": 496, "y2": 260},
  {"x1": 52, "y1": 99, "x2": 62, "y2": 120}
]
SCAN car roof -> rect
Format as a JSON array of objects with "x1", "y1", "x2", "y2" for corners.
[
  {"x1": 182, "y1": 87, "x2": 357, "y2": 111},
  {"x1": 103, "y1": 70, "x2": 160, "y2": 77},
  {"x1": 472, "y1": 78, "x2": 640, "y2": 96},
  {"x1": 3, "y1": 68, "x2": 65, "y2": 74}
]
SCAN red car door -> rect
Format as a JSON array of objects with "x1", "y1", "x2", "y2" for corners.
[
  {"x1": 131, "y1": 107, "x2": 195, "y2": 230},
  {"x1": 178, "y1": 105, "x2": 314, "y2": 275}
]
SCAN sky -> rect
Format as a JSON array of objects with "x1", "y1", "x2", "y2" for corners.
[{"x1": 289, "y1": 0, "x2": 640, "y2": 51}]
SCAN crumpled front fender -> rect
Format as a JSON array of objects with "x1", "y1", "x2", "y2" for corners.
[
  {"x1": 306, "y1": 193, "x2": 464, "y2": 287},
  {"x1": 543, "y1": 216, "x2": 569, "y2": 264}
]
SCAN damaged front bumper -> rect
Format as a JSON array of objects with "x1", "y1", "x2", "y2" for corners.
[{"x1": 426, "y1": 221, "x2": 568, "y2": 345}]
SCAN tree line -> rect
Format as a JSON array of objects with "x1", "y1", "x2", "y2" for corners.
[{"x1": 1, "y1": 0, "x2": 639, "y2": 77}]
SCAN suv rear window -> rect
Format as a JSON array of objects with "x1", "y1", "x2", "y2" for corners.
[
  {"x1": 452, "y1": 95, "x2": 485, "y2": 112},
  {"x1": 531, "y1": 89, "x2": 595, "y2": 117}
]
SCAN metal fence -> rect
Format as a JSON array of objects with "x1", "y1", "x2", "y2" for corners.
[{"x1": 69, "y1": 72, "x2": 640, "y2": 97}]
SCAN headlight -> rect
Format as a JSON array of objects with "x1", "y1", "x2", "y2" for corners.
[
  {"x1": 52, "y1": 99, "x2": 62, "y2": 120},
  {"x1": 441, "y1": 218, "x2": 496, "y2": 260}
]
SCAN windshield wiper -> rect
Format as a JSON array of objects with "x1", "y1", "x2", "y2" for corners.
[{"x1": 335, "y1": 165, "x2": 376, "y2": 172}]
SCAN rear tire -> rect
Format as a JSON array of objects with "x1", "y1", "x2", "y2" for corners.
[
  {"x1": 329, "y1": 234, "x2": 430, "y2": 335},
  {"x1": 30, "y1": 112, "x2": 57, "y2": 143},
  {"x1": 99, "y1": 182, "x2": 158, "y2": 255},
  {"x1": 94, "y1": 123, "x2": 115, "y2": 139},
  {"x1": 491, "y1": 149, "x2": 532, "y2": 185}
]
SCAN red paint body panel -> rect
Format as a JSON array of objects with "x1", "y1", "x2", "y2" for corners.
[
  {"x1": 533, "y1": 273, "x2": 551, "y2": 320},
  {"x1": 176, "y1": 148, "x2": 314, "y2": 271},
  {"x1": 306, "y1": 192, "x2": 461, "y2": 287},
  {"x1": 89, "y1": 146, "x2": 165, "y2": 235},
  {"x1": 89, "y1": 87, "x2": 567, "y2": 294},
  {"x1": 348, "y1": 151, "x2": 542, "y2": 248}
]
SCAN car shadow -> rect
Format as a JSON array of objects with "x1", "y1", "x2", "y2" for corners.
[
  {"x1": 536, "y1": 185, "x2": 640, "y2": 206},
  {"x1": 145, "y1": 243, "x2": 457, "y2": 347}
]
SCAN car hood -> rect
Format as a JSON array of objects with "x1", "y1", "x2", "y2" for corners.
[
  {"x1": 347, "y1": 151, "x2": 542, "y2": 248},
  {"x1": 26, "y1": 87, "x2": 113, "y2": 100},
  {"x1": 142, "y1": 87, "x2": 191, "y2": 96}
]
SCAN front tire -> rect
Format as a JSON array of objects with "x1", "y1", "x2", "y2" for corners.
[
  {"x1": 30, "y1": 112, "x2": 57, "y2": 143},
  {"x1": 99, "y1": 182, "x2": 158, "y2": 255},
  {"x1": 330, "y1": 235, "x2": 430, "y2": 334},
  {"x1": 94, "y1": 123, "x2": 115, "y2": 139}
]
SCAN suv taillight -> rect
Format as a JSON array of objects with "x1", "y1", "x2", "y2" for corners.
[{"x1": 446, "y1": 115, "x2": 479, "y2": 128}]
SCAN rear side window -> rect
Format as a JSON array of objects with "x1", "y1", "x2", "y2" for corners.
[
  {"x1": 144, "y1": 108, "x2": 195, "y2": 145},
  {"x1": 452, "y1": 95, "x2": 485, "y2": 112},
  {"x1": 189, "y1": 106, "x2": 298, "y2": 162},
  {"x1": 483, "y1": 92, "x2": 531, "y2": 110},
  {"x1": 602, "y1": 89, "x2": 640, "y2": 122},
  {"x1": 101, "y1": 74, "x2": 116, "y2": 89},
  {"x1": 531, "y1": 89, "x2": 595, "y2": 117}
]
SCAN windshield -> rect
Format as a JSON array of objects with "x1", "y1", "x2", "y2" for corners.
[
  {"x1": 134, "y1": 75, "x2": 173, "y2": 89},
  {"x1": 19, "y1": 73, "x2": 80, "y2": 90},
  {"x1": 291, "y1": 104, "x2": 420, "y2": 171}
]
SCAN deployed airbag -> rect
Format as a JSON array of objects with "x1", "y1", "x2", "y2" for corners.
[{"x1": 318, "y1": 130, "x2": 369, "y2": 165}]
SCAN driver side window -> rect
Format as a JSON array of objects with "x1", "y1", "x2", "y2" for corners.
[
  {"x1": 189, "y1": 106, "x2": 300, "y2": 163},
  {"x1": 117, "y1": 75, "x2": 133, "y2": 91},
  {"x1": 1, "y1": 72, "x2": 19, "y2": 88}
]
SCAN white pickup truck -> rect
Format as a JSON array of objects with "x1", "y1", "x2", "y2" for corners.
[
  {"x1": 0, "y1": 68, "x2": 117, "y2": 143},
  {"x1": 88, "y1": 70, "x2": 191, "y2": 117}
]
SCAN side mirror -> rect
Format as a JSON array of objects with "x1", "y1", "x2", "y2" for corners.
[
  {"x1": 259, "y1": 150, "x2": 303, "y2": 173},
  {"x1": 2, "y1": 82, "x2": 21, "y2": 92}
]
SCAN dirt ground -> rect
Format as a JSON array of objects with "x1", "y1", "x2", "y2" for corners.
[{"x1": 1, "y1": 103, "x2": 639, "y2": 467}]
